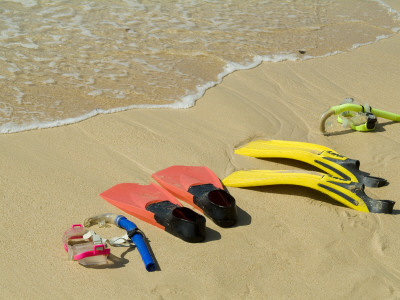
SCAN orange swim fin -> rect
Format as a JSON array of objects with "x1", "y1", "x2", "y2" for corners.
[
  {"x1": 100, "y1": 183, "x2": 206, "y2": 242},
  {"x1": 152, "y1": 166, "x2": 237, "y2": 227}
]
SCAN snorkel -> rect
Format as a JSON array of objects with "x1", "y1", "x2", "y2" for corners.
[
  {"x1": 320, "y1": 99, "x2": 400, "y2": 135},
  {"x1": 84, "y1": 213, "x2": 156, "y2": 272}
]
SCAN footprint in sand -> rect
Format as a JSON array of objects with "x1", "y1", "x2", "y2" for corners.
[{"x1": 371, "y1": 231, "x2": 388, "y2": 256}]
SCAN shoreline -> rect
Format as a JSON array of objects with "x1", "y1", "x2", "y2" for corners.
[
  {"x1": 1, "y1": 31, "x2": 400, "y2": 299},
  {"x1": 0, "y1": 30, "x2": 395, "y2": 135},
  {"x1": 3, "y1": 0, "x2": 400, "y2": 135}
]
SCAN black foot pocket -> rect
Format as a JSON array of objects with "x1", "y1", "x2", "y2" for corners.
[{"x1": 189, "y1": 184, "x2": 238, "y2": 227}]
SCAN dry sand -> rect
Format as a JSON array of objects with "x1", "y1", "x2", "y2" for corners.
[{"x1": 1, "y1": 30, "x2": 400, "y2": 299}]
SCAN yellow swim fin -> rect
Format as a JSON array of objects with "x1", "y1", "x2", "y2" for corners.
[
  {"x1": 222, "y1": 170, "x2": 394, "y2": 214},
  {"x1": 234, "y1": 140, "x2": 387, "y2": 188}
]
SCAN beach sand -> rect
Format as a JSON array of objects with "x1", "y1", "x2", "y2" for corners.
[{"x1": 2, "y1": 29, "x2": 400, "y2": 299}]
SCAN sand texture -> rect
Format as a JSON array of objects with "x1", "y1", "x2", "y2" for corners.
[{"x1": 1, "y1": 30, "x2": 400, "y2": 298}]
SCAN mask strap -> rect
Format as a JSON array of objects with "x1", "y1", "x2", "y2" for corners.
[{"x1": 83, "y1": 231, "x2": 135, "y2": 248}]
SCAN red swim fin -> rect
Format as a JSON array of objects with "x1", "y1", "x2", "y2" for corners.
[
  {"x1": 100, "y1": 183, "x2": 206, "y2": 242},
  {"x1": 152, "y1": 166, "x2": 237, "y2": 227}
]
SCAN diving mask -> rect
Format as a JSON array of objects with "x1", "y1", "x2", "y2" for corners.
[{"x1": 62, "y1": 224, "x2": 110, "y2": 266}]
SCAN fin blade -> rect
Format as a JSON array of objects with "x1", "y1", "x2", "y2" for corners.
[
  {"x1": 100, "y1": 183, "x2": 181, "y2": 208},
  {"x1": 100, "y1": 183, "x2": 177, "y2": 229},
  {"x1": 152, "y1": 165, "x2": 223, "y2": 203},
  {"x1": 222, "y1": 170, "x2": 372, "y2": 213},
  {"x1": 222, "y1": 170, "x2": 323, "y2": 188},
  {"x1": 235, "y1": 140, "x2": 331, "y2": 158},
  {"x1": 235, "y1": 140, "x2": 387, "y2": 188}
]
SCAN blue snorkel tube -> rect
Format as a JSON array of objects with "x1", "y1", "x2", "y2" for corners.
[
  {"x1": 84, "y1": 213, "x2": 156, "y2": 272},
  {"x1": 115, "y1": 215, "x2": 156, "y2": 271}
]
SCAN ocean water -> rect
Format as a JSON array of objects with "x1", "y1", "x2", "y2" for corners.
[{"x1": 1, "y1": 0, "x2": 399, "y2": 134}]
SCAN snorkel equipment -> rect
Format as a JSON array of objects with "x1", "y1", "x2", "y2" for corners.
[
  {"x1": 337, "y1": 104, "x2": 377, "y2": 132},
  {"x1": 63, "y1": 224, "x2": 110, "y2": 266},
  {"x1": 320, "y1": 98, "x2": 400, "y2": 135},
  {"x1": 84, "y1": 213, "x2": 156, "y2": 272}
]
